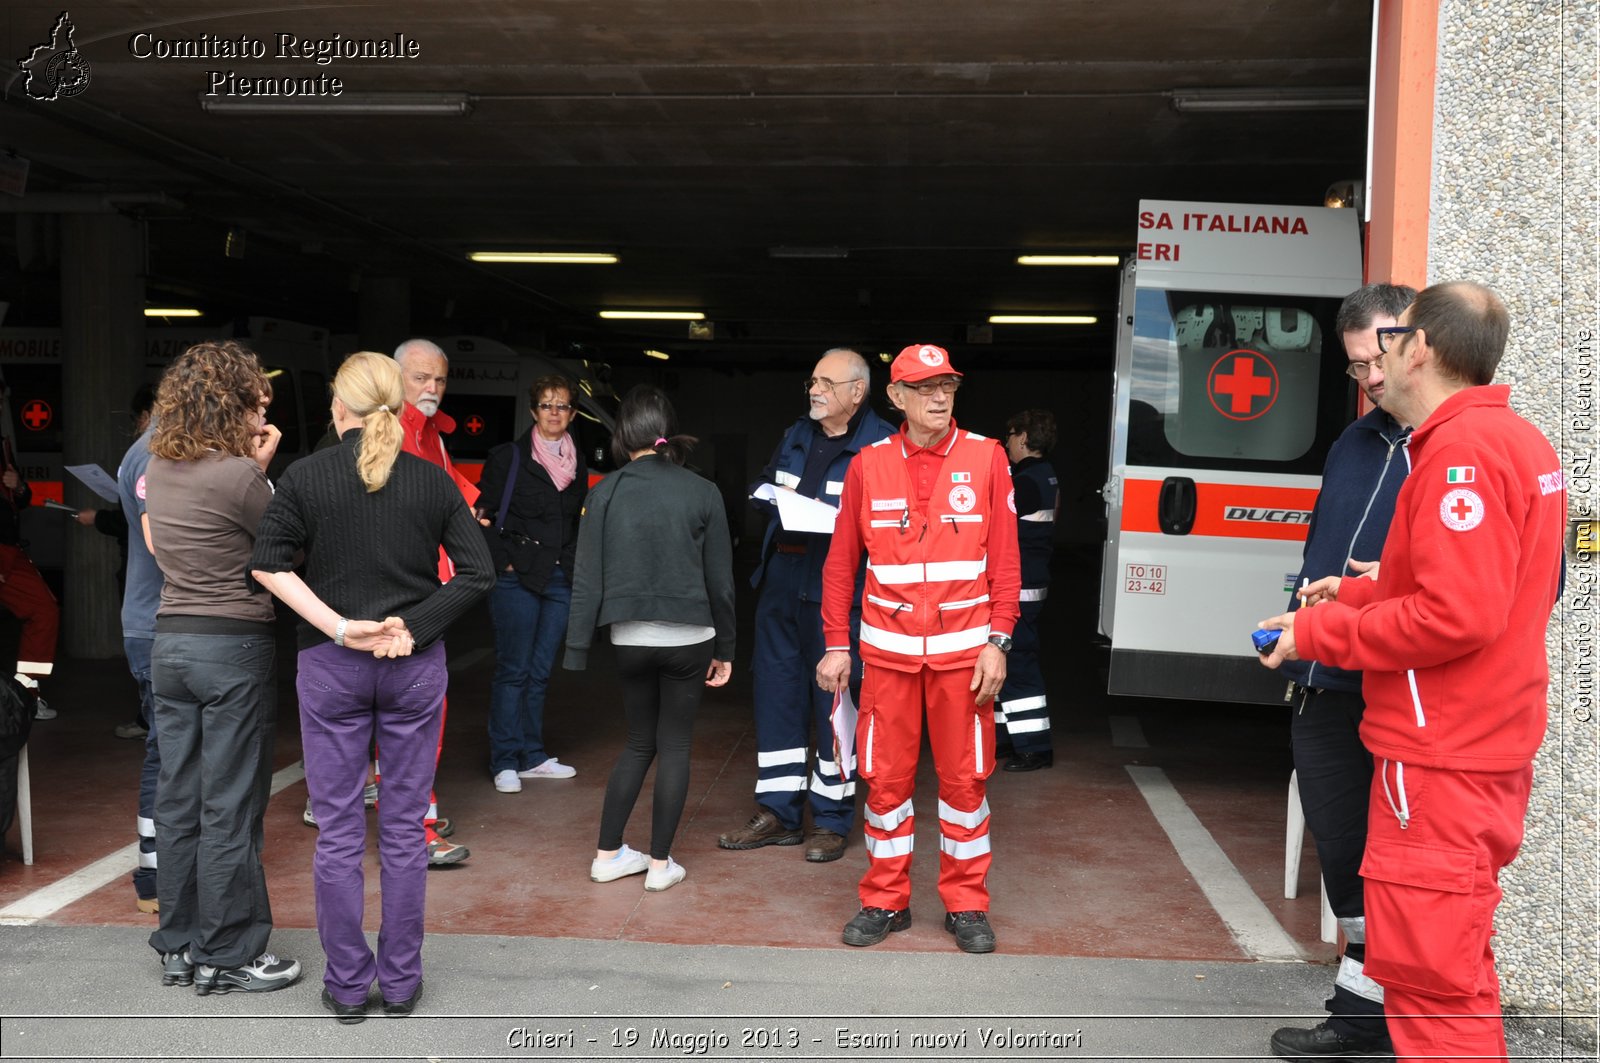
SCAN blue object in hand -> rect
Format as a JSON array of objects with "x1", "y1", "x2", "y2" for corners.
[{"x1": 1252, "y1": 628, "x2": 1281, "y2": 655}]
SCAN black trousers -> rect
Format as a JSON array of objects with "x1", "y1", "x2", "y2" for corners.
[
  {"x1": 597, "y1": 639, "x2": 713, "y2": 860},
  {"x1": 1291, "y1": 685, "x2": 1385, "y2": 1035}
]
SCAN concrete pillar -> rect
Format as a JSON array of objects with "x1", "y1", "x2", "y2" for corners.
[
  {"x1": 358, "y1": 276, "x2": 410, "y2": 357},
  {"x1": 59, "y1": 213, "x2": 145, "y2": 659},
  {"x1": 1430, "y1": 0, "x2": 1597, "y2": 1034}
]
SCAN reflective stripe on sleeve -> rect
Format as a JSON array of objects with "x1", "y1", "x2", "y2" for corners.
[
  {"x1": 775, "y1": 470, "x2": 801, "y2": 488},
  {"x1": 1019, "y1": 587, "x2": 1049, "y2": 602}
]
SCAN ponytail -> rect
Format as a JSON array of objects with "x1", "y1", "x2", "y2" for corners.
[{"x1": 332, "y1": 352, "x2": 406, "y2": 492}]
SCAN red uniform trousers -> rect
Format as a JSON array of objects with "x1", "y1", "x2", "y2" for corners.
[
  {"x1": 1360, "y1": 759, "x2": 1532, "y2": 1063},
  {"x1": 0, "y1": 544, "x2": 58, "y2": 676},
  {"x1": 856, "y1": 663, "x2": 995, "y2": 913},
  {"x1": 375, "y1": 545, "x2": 455, "y2": 846}
]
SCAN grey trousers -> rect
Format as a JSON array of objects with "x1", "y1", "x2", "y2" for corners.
[{"x1": 147, "y1": 628, "x2": 277, "y2": 969}]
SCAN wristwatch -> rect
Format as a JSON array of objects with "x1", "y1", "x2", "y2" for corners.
[{"x1": 986, "y1": 633, "x2": 1013, "y2": 654}]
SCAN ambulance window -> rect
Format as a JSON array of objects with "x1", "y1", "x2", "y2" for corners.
[
  {"x1": 299, "y1": 370, "x2": 328, "y2": 446},
  {"x1": 262, "y1": 365, "x2": 300, "y2": 454},
  {"x1": 1127, "y1": 289, "x2": 1348, "y2": 475}
]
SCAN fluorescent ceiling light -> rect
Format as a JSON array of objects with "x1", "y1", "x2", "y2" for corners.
[
  {"x1": 643, "y1": 349, "x2": 671, "y2": 361},
  {"x1": 469, "y1": 252, "x2": 617, "y2": 264},
  {"x1": 988, "y1": 314, "x2": 1098, "y2": 325},
  {"x1": 1169, "y1": 88, "x2": 1365, "y2": 113},
  {"x1": 199, "y1": 92, "x2": 473, "y2": 116},
  {"x1": 144, "y1": 307, "x2": 202, "y2": 318},
  {"x1": 769, "y1": 246, "x2": 849, "y2": 259},
  {"x1": 1016, "y1": 255, "x2": 1120, "y2": 267},
  {"x1": 599, "y1": 310, "x2": 704, "y2": 321}
]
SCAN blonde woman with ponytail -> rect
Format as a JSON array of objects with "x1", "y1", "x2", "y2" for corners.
[{"x1": 250, "y1": 351, "x2": 493, "y2": 1024}]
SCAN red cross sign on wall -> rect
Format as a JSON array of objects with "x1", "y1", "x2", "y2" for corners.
[
  {"x1": 464, "y1": 414, "x2": 485, "y2": 436},
  {"x1": 20, "y1": 399, "x2": 53, "y2": 431},
  {"x1": 1207, "y1": 350, "x2": 1279, "y2": 422}
]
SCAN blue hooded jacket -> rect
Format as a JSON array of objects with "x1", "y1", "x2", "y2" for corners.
[{"x1": 1280, "y1": 408, "x2": 1410, "y2": 693}]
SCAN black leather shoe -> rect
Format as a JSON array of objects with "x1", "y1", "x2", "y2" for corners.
[
  {"x1": 383, "y1": 981, "x2": 423, "y2": 1017},
  {"x1": 1003, "y1": 750, "x2": 1053, "y2": 772},
  {"x1": 943, "y1": 910, "x2": 996, "y2": 953},
  {"x1": 321, "y1": 987, "x2": 367, "y2": 1025},
  {"x1": 1269, "y1": 1022, "x2": 1394, "y2": 1059},
  {"x1": 841, "y1": 906, "x2": 911, "y2": 946}
]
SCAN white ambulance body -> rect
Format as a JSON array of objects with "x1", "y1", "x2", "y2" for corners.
[{"x1": 1098, "y1": 200, "x2": 1363, "y2": 705}]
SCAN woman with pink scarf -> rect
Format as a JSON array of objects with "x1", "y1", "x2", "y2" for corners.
[{"x1": 476, "y1": 375, "x2": 589, "y2": 793}]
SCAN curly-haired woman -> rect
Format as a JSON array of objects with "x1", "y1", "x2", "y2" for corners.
[{"x1": 143, "y1": 340, "x2": 301, "y2": 996}]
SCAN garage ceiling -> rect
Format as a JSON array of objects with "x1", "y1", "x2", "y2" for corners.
[{"x1": 2, "y1": 1, "x2": 1372, "y2": 367}]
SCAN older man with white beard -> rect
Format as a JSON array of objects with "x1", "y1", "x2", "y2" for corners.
[{"x1": 717, "y1": 348, "x2": 894, "y2": 864}]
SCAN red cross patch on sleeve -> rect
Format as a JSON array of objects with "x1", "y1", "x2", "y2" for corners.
[{"x1": 1439, "y1": 487, "x2": 1484, "y2": 531}]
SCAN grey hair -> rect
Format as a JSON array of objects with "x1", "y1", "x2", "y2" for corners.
[
  {"x1": 393, "y1": 337, "x2": 448, "y2": 368},
  {"x1": 822, "y1": 347, "x2": 870, "y2": 384}
]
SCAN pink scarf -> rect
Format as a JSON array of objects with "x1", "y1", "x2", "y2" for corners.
[{"x1": 530, "y1": 431, "x2": 577, "y2": 491}]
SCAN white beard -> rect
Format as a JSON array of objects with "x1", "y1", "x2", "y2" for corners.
[{"x1": 414, "y1": 397, "x2": 440, "y2": 417}]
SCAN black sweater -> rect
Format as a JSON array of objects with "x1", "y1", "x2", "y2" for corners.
[
  {"x1": 250, "y1": 429, "x2": 494, "y2": 650},
  {"x1": 475, "y1": 428, "x2": 587, "y2": 592},
  {"x1": 563, "y1": 454, "x2": 735, "y2": 669}
]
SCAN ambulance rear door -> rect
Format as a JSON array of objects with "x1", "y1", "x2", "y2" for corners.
[{"x1": 1100, "y1": 200, "x2": 1362, "y2": 704}]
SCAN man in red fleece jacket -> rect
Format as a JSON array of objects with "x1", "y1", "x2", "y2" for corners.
[{"x1": 1258, "y1": 281, "x2": 1566, "y2": 1063}]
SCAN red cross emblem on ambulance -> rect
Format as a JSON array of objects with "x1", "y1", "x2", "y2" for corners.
[{"x1": 1207, "y1": 350, "x2": 1279, "y2": 422}]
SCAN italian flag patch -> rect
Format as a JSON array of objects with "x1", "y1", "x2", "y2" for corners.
[{"x1": 1446, "y1": 466, "x2": 1476, "y2": 484}]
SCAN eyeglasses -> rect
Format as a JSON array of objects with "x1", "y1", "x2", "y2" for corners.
[
  {"x1": 898, "y1": 377, "x2": 962, "y2": 397},
  {"x1": 536, "y1": 402, "x2": 574, "y2": 413},
  {"x1": 1375, "y1": 326, "x2": 1417, "y2": 354},
  {"x1": 1345, "y1": 359, "x2": 1379, "y2": 381},
  {"x1": 803, "y1": 376, "x2": 861, "y2": 394}
]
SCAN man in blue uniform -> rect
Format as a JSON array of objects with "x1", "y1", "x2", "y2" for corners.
[
  {"x1": 996, "y1": 409, "x2": 1059, "y2": 771},
  {"x1": 1269, "y1": 282, "x2": 1416, "y2": 1060},
  {"x1": 718, "y1": 348, "x2": 894, "y2": 863}
]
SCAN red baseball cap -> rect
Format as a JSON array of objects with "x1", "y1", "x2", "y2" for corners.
[{"x1": 890, "y1": 343, "x2": 962, "y2": 383}]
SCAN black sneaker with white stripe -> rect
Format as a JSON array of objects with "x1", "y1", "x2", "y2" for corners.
[
  {"x1": 160, "y1": 949, "x2": 194, "y2": 987},
  {"x1": 193, "y1": 953, "x2": 302, "y2": 995}
]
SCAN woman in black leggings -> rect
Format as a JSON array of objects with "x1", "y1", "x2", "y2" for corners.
[{"x1": 563, "y1": 386, "x2": 735, "y2": 891}]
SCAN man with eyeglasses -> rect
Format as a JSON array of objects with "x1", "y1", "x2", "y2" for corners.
[
  {"x1": 1260, "y1": 281, "x2": 1565, "y2": 1063},
  {"x1": 816, "y1": 344, "x2": 1020, "y2": 954},
  {"x1": 1267, "y1": 282, "x2": 1415, "y2": 1060},
  {"x1": 719, "y1": 348, "x2": 893, "y2": 864}
]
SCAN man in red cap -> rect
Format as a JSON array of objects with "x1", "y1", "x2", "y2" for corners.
[{"x1": 816, "y1": 343, "x2": 1020, "y2": 954}]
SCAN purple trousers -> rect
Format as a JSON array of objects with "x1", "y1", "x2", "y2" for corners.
[{"x1": 298, "y1": 639, "x2": 446, "y2": 1006}]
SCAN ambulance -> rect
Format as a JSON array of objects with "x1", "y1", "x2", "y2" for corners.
[{"x1": 1098, "y1": 199, "x2": 1363, "y2": 705}]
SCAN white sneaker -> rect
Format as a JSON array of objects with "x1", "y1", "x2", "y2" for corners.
[
  {"x1": 493, "y1": 769, "x2": 522, "y2": 794},
  {"x1": 644, "y1": 857, "x2": 686, "y2": 892},
  {"x1": 591, "y1": 844, "x2": 649, "y2": 883},
  {"x1": 518, "y1": 758, "x2": 576, "y2": 780}
]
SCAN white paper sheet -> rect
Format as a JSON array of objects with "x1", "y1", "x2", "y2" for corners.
[
  {"x1": 752, "y1": 482, "x2": 839, "y2": 534},
  {"x1": 831, "y1": 686, "x2": 858, "y2": 781},
  {"x1": 65, "y1": 464, "x2": 120, "y2": 503}
]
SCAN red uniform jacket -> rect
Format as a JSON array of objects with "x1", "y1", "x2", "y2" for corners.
[{"x1": 1295, "y1": 385, "x2": 1565, "y2": 772}]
